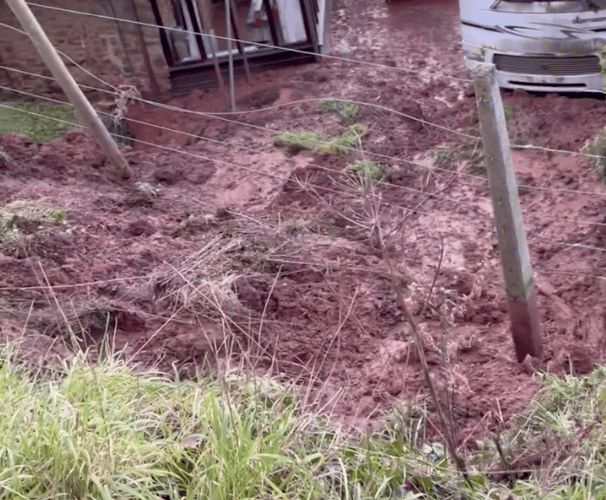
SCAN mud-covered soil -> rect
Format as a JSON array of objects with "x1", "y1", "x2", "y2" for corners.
[{"x1": 2, "y1": 0, "x2": 606, "y2": 441}]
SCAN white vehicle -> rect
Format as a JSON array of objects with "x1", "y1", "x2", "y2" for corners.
[{"x1": 460, "y1": 0, "x2": 606, "y2": 92}]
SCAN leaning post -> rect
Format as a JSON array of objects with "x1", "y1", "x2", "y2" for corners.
[
  {"x1": 5, "y1": 0, "x2": 132, "y2": 178},
  {"x1": 471, "y1": 61, "x2": 542, "y2": 362}
]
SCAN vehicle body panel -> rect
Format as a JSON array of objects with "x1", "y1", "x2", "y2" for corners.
[{"x1": 460, "y1": 0, "x2": 606, "y2": 91}]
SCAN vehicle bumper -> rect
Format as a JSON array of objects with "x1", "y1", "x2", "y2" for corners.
[{"x1": 464, "y1": 49, "x2": 605, "y2": 93}]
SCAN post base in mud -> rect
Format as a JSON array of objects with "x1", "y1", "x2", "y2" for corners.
[{"x1": 508, "y1": 289, "x2": 542, "y2": 363}]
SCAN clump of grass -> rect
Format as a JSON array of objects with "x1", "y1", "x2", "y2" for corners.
[
  {"x1": 156, "y1": 236, "x2": 244, "y2": 319},
  {"x1": 503, "y1": 103, "x2": 516, "y2": 122},
  {"x1": 484, "y1": 366, "x2": 606, "y2": 498},
  {"x1": 429, "y1": 147, "x2": 455, "y2": 167},
  {"x1": 345, "y1": 158, "x2": 387, "y2": 183},
  {"x1": 47, "y1": 208, "x2": 67, "y2": 224},
  {"x1": 0, "y1": 101, "x2": 76, "y2": 142},
  {"x1": 317, "y1": 98, "x2": 359, "y2": 120},
  {"x1": 583, "y1": 127, "x2": 606, "y2": 181},
  {"x1": 0, "y1": 200, "x2": 67, "y2": 244},
  {"x1": 324, "y1": 123, "x2": 367, "y2": 154},
  {"x1": 3, "y1": 340, "x2": 606, "y2": 499},
  {"x1": 0, "y1": 209, "x2": 19, "y2": 242},
  {"x1": 273, "y1": 130, "x2": 325, "y2": 153},
  {"x1": 274, "y1": 124, "x2": 367, "y2": 155},
  {"x1": 0, "y1": 347, "x2": 466, "y2": 500}
]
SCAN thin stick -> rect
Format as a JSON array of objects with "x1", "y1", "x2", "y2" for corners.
[
  {"x1": 196, "y1": 0, "x2": 229, "y2": 106},
  {"x1": 225, "y1": 0, "x2": 236, "y2": 112},
  {"x1": 374, "y1": 217, "x2": 471, "y2": 484},
  {"x1": 419, "y1": 231, "x2": 445, "y2": 318},
  {"x1": 127, "y1": 0, "x2": 160, "y2": 99},
  {"x1": 229, "y1": 0, "x2": 252, "y2": 83}
]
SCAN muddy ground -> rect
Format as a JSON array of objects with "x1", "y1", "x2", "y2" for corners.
[{"x1": 2, "y1": 0, "x2": 606, "y2": 442}]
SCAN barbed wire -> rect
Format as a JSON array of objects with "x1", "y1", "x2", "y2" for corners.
[
  {"x1": 0, "y1": 84, "x2": 480, "y2": 206},
  {"x1": 4, "y1": 93, "x2": 606, "y2": 277},
  {"x1": 2, "y1": 4, "x2": 606, "y2": 446},
  {"x1": 5, "y1": 82, "x2": 606, "y2": 244},
  {"x1": 0, "y1": 80, "x2": 599, "y2": 245},
  {"x1": 0, "y1": 100, "x2": 452, "y2": 221},
  {"x1": 2, "y1": 12, "x2": 606, "y2": 283},
  {"x1": 4, "y1": 19, "x2": 606, "y2": 198},
  {"x1": 5, "y1": 7, "x2": 606, "y2": 187},
  {"x1": 0, "y1": 67, "x2": 600, "y2": 202}
]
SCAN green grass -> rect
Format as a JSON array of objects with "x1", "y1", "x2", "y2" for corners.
[
  {"x1": 0, "y1": 200, "x2": 67, "y2": 244},
  {"x1": 345, "y1": 159, "x2": 387, "y2": 183},
  {"x1": 3, "y1": 341, "x2": 606, "y2": 499},
  {"x1": 503, "y1": 103, "x2": 516, "y2": 122},
  {"x1": 583, "y1": 126, "x2": 606, "y2": 181},
  {"x1": 487, "y1": 367, "x2": 606, "y2": 499},
  {"x1": 0, "y1": 350, "x2": 441, "y2": 500},
  {"x1": 274, "y1": 124, "x2": 367, "y2": 155},
  {"x1": 428, "y1": 147, "x2": 455, "y2": 167},
  {"x1": 0, "y1": 101, "x2": 75, "y2": 142},
  {"x1": 317, "y1": 99, "x2": 359, "y2": 120}
]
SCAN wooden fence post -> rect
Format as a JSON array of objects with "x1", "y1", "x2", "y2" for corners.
[
  {"x1": 5, "y1": 0, "x2": 132, "y2": 178},
  {"x1": 471, "y1": 61, "x2": 542, "y2": 362}
]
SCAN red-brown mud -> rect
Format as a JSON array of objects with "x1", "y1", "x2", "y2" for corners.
[{"x1": 2, "y1": 0, "x2": 606, "y2": 441}]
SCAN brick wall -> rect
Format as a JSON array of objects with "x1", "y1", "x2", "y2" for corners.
[{"x1": 0, "y1": 0, "x2": 170, "y2": 103}]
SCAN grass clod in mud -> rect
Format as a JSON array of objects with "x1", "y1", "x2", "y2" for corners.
[
  {"x1": 317, "y1": 98, "x2": 360, "y2": 120},
  {"x1": 274, "y1": 124, "x2": 367, "y2": 155},
  {"x1": 428, "y1": 147, "x2": 455, "y2": 167},
  {"x1": 0, "y1": 200, "x2": 67, "y2": 244},
  {"x1": 345, "y1": 158, "x2": 387, "y2": 183},
  {"x1": 582, "y1": 126, "x2": 606, "y2": 181}
]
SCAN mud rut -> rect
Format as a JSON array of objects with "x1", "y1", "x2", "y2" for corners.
[{"x1": 1, "y1": 0, "x2": 606, "y2": 440}]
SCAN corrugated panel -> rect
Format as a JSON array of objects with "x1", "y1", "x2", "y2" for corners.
[{"x1": 493, "y1": 54, "x2": 600, "y2": 76}]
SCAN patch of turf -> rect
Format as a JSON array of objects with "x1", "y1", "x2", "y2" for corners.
[{"x1": 0, "y1": 101, "x2": 76, "y2": 142}]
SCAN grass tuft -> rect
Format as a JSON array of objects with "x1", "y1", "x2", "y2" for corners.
[
  {"x1": 0, "y1": 348, "x2": 449, "y2": 500},
  {"x1": 273, "y1": 130, "x2": 325, "y2": 154},
  {"x1": 317, "y1": 99, "x2": 359, "y2": 120},
  {"x1": 429, "y1": 147, "x2": 454, "y2": 167},
  {"x1": 583, "y1": 127, "x2": 606, "y2": 181},
  {"x1": 345, "y1": 158, "x2": 387, "y2": 183},
  {"x1": 0, "y1": 101, "x2": 76, "y2": 142},
  {"x1": 274, "y1": 124, "x2": 367, "y2": 155},
  {"x1": 3, "y1": 342, "x2": 606, "y2": 498},
  {"x1": 0, "y1": 200, "x2": 67, "y2": 244}
]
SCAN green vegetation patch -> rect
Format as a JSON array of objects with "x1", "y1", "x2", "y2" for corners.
[
  {"x1": 0, "y1": 200, "x2": 66, "y2": 243},
  {"x1": 317, "y1": 99, "x2": 359, "y2": 120},
  {"x1": 583, "y1": 126, "x2": 606, "y2": 181},
  {"x1": 2, "y1": 343, "x2": 606, "y2": 499},
  {"x1": 503, "y1": 103, "x2": 516, "y2": 122},
  {"x1": 0, "y1": 351, "x2": 449, "y2": 500},
  {"x1": 488, "y1": 367, "x2": 606, "y2": 498},
  {"x1": 429, "y1": 147, "x2": 455, "y2": 167},
  {"x1": 0, "y1": 101, "x2": 75, "y2": 142},
  {"x1": 274, "y1": 123, "x2": 367, "y2": 155},
  {"x1": 345, "y1": 158, "x2": 387, "y2": 183}
]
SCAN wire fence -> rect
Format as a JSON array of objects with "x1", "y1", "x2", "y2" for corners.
[{"x1": 1, "y1": 1, "x2": 606, "y2": 287}]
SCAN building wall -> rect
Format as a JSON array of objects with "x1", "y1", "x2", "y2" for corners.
[{"x1": 0, "y1": 0, "x2": 170, "y2": 103}]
